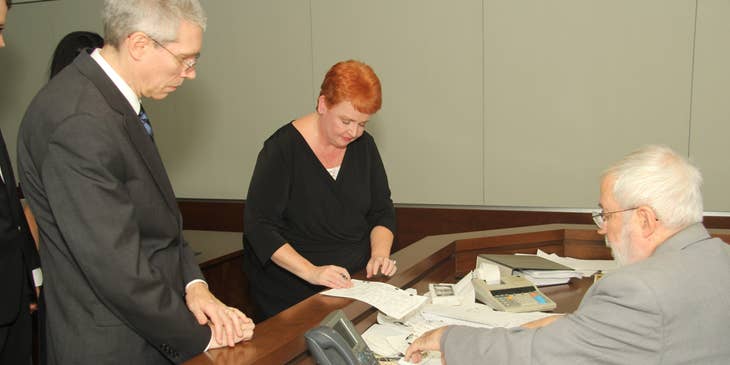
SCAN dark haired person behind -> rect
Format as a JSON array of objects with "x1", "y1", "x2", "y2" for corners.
[
  {"x1": 50, "y1": 31, "x2": 103, "y2": 78},
  {"x1": 244, "y1": 60, "x2": 398, "y2": 321},
  {"x1": 1, "y1": 1, "x2": 43, "y2": 364}
]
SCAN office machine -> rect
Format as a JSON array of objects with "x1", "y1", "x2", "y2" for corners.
[
  {"x1": 473, "y1": 275, "x2": 556, "y2": 312},
  {"x1": 473, "y1": 255, "x2": 557, "y2": 312},
  {"x1": 305, "y1": 309, "x2": 378, "y2": 365}
]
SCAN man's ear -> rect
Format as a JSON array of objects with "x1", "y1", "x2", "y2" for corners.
[
  {"x1": 126, "y1": 31, "x2": 150, "y2": 61},
  {"x1": 636, "y1": 205, "x2": 658, "y2": 238}
]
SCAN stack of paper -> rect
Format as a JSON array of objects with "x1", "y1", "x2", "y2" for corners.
[
  {"x1": 515, "y1": 268, "x2": 580, "y2": 286},
  {"x1": 482, "y1": 253, "x2": 579, "y2": 286},
  {"x1": 420, "y1": 302, "x2": 556, "y2": 328},
  {"x1": 536, "y1": 249, "x2": 618, "y2": 275}
]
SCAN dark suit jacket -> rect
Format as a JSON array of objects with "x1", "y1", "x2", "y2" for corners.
[
  {"x1": 0, "y1": 129, "x2": 40, "y2": 326},
  {"x1": 17, "y1": 52, "x2": 210, "y2": 364}
]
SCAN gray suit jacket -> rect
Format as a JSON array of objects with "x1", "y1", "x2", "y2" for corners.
[
  {"x1": 442, "y1": 223, "x2": 730, "y2": 364},
  {"x1": 17, "y1": 52, "x2": 210, "y2": 364}
]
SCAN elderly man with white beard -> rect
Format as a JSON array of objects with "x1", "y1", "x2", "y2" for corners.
[{"x1": 405, "y1": 145, "x2": 730, "y2": 365}]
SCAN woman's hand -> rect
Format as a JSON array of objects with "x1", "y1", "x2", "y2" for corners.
[
  {"x1": 366, "y1": 255, "x2": 397, "y2": 278},
  {"x1": 305, "y1": 265, "x2": 353, "y2": 289}
]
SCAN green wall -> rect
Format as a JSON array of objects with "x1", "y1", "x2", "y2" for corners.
[{"x1": 1, "y1": 0, "x2": 728, "y2": 211}]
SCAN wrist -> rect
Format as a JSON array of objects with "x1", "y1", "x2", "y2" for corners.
[
  {"x1": 185, "y1": 280, "x2": 208, "y2": 295},
  {"x1": 370, "y1": 251, "x2": 390, "y2": 259}
]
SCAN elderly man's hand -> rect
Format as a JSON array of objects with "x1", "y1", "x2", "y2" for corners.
[{"x1": 404, "y1": 326, "x2": 448, "y2": 364}]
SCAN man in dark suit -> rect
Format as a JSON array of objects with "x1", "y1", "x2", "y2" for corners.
[
  {"x1": 1, "y1": 1, "x2": 43, "y2": 363},
  {"x1": 17, "y1": 0, "x2": 253, "y2": 363}
]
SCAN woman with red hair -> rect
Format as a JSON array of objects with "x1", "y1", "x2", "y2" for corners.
[{"x1": 243, "y1": 60, "x2": 397, "y2": 320}]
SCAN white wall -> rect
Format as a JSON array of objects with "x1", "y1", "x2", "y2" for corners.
[{"x1": 1, "y1": 0, "x2": 728, "y2": 211}]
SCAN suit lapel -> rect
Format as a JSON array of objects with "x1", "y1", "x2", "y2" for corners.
[
  {"x1": 73, "y1": 54, "x2": 180, "y2": 217},
  {"x1": 123, "y1": 115, "x2": 180, "y2": 215}
]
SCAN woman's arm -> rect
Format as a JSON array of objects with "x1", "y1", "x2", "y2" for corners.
[{"x1": 271, "y1": 243, "x2": 353, "y2": 289}]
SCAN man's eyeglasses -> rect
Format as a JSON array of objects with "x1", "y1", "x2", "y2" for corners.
[
  {"x1": 591, "y1": 208, "x2": 638, "y2": 228},
  {"x1": 149, "y1": 37, "x2": 199, "y2": 72}
]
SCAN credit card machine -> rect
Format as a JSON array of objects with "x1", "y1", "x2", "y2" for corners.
[{"x1": 305, "y1": 310, "x2": 377, "y2": 365}]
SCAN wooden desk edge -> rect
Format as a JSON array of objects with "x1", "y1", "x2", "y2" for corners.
[{"x1": 186, "y1": 224, "x2": 609, "y2": 365}]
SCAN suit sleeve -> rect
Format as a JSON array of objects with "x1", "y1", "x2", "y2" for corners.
[
  {"x1": 43, "y1": 116, "x2": 209, "y2": 362},
  {"x1": 441, "y1": 272, "x2": 663, "y2": 364},
  {"x1": 180, "y1": 229, "x2": 205, "y2": 285},
  {"x1": 244, "y1": 138, "x2": 292, "y2": 264},
  {"x1": 365, "y1": 137, "x2": 395, "y2": 233}
]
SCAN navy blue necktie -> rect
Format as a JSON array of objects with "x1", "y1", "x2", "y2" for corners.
[{"x1": 138, "y1": 106, "x2": 154, "y2": 139}]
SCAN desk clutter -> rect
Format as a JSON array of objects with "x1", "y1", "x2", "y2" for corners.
[{"x1": 318, "y1": 251, "x2": 615, "y2": 364}]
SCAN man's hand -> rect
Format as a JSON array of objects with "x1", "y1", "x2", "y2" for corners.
[
  {"x1": 185, "y1": 282, "x2": 255, "y2": 347},
  {"x1": 405, "y1": 326, "x2": 448, "y2": 363},
  {"x1": 304, "y1": 265, "x2": 353, "y2": 289},
  {"x1": 366, "y1": 255, "x2": 397, "y2": 278},
  {"x1": 29, "y1": 287, "x2": 40, "y2": 313},
  {"x1": 206, "y1": 312, "x2": 255, "y2": 350}
]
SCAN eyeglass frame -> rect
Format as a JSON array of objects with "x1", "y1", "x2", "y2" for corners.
[
  {"x1": 591, "y1": 207, "x2": 638, "y2": 228},
  {"x1": 148, "y1": 36, "x2": 199, "y2": 72}
]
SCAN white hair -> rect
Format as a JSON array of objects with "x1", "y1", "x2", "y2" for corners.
[
  {"x1": 102, "y1": 0, "x2": 206, "y2": 48},
  {"x1": 603, "y1": 145, "x2": 703, "y2": 230}
]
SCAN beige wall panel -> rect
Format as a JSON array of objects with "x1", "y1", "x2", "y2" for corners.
[
  {"x1": 153, "y1": 0, "x2": 314, "y2": 198},
  {"x1": 689, "y1": 0, "x2": 730, "y2": 212},
  {"x1": 483, "y1": 0, "x2": 695, "y2": 208},
  {"x1": 0, "y1": 1, "x2": 104, "y2": 176},
  {"x1": 310, "y1": 0, "x2": 484, "y2": 205}
]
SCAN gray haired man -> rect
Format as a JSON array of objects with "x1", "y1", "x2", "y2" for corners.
[
  {"x1": 406, "y1": 145, "x2": 730, "y2": 365},
  {"x1": 18, "y1": 1, "x2": 253, "y2": 363}
]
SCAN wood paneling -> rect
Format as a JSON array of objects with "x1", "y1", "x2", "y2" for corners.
[{"x1": 177, "y1": 199, "x2": 730, "y2": 252}]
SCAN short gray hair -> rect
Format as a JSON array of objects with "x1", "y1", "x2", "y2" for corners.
[
  {"x1": 604, "y1": 145, "x2": 703, "y2": 229},
  {"x1": 102, "y1": 0, "x2": 206, "y2": 48}
]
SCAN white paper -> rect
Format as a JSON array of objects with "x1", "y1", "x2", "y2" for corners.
[
  {"x1": 536, "y1": 249, "x2": 619, "y2": 274},
  {"x1": 362, "y1": 323, "x2": 410, "y2": 357},
  {"x1": 421, "y1": 302, "x2": 557, "y2": 328},
  {"x1": 454, "y1": 271, "x2": 476, "y2": 304},
  {"x1": 475, "y1": 262, "x2": 501, "y2": 284},
  {"x1": 322, "y1": 279, "x2": 428, "y2": 319}
]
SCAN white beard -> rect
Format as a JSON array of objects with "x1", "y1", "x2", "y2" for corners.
[{"x1": 605, "y1": 220, "x2": 634, "y2": 266}]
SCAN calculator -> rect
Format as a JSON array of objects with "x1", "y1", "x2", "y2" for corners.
[{"x1": 472, "y1": 275, "x2": 556, "y2": 313}]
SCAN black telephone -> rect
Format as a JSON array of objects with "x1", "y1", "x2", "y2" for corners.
[{"x1": 304, "y1": 310, "x2": 378, "y2": 365}]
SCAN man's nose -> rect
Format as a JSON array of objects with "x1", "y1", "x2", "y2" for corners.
[{"x1": 183, "y1": 67, "x2": 196, "y2": 80}]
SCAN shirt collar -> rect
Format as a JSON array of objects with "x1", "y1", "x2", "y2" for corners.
[{"x1": 90, "y1": 48, "x2": 141, "y2": 115}]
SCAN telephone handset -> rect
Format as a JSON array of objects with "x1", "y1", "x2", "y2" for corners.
[{"x1": 304, "y1": 310, "x2": 378, "y2": 365}]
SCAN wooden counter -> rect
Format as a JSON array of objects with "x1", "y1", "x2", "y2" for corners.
[{"x1": 185, "y1": 224, "x2": 730, "y2": 364}]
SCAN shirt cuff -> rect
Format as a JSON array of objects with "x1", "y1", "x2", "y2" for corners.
[
  {"x1": 204, "y1": 335, "x2": 212, "y2": 352},
  {"x1": 32, "y1": 268, "x2": 43, "y2": 287},
  {"x1": 185, "y1": 279, "x2": 207, "y2": 292}
]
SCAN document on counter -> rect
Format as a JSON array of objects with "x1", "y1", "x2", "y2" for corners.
[
  {"x1": 535, "y1": 249, "x2": 619, "y2": 274},
  {"x1": 322, "y1": 279, "x2": 429, "y2": 320},
  {"x1": 421, "y1": 302, "x2": 557, "y2": 328}
]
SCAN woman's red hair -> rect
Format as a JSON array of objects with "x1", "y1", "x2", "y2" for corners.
[{"x1": 319, "y1": 60, "x2": 382, "y2": 114}]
